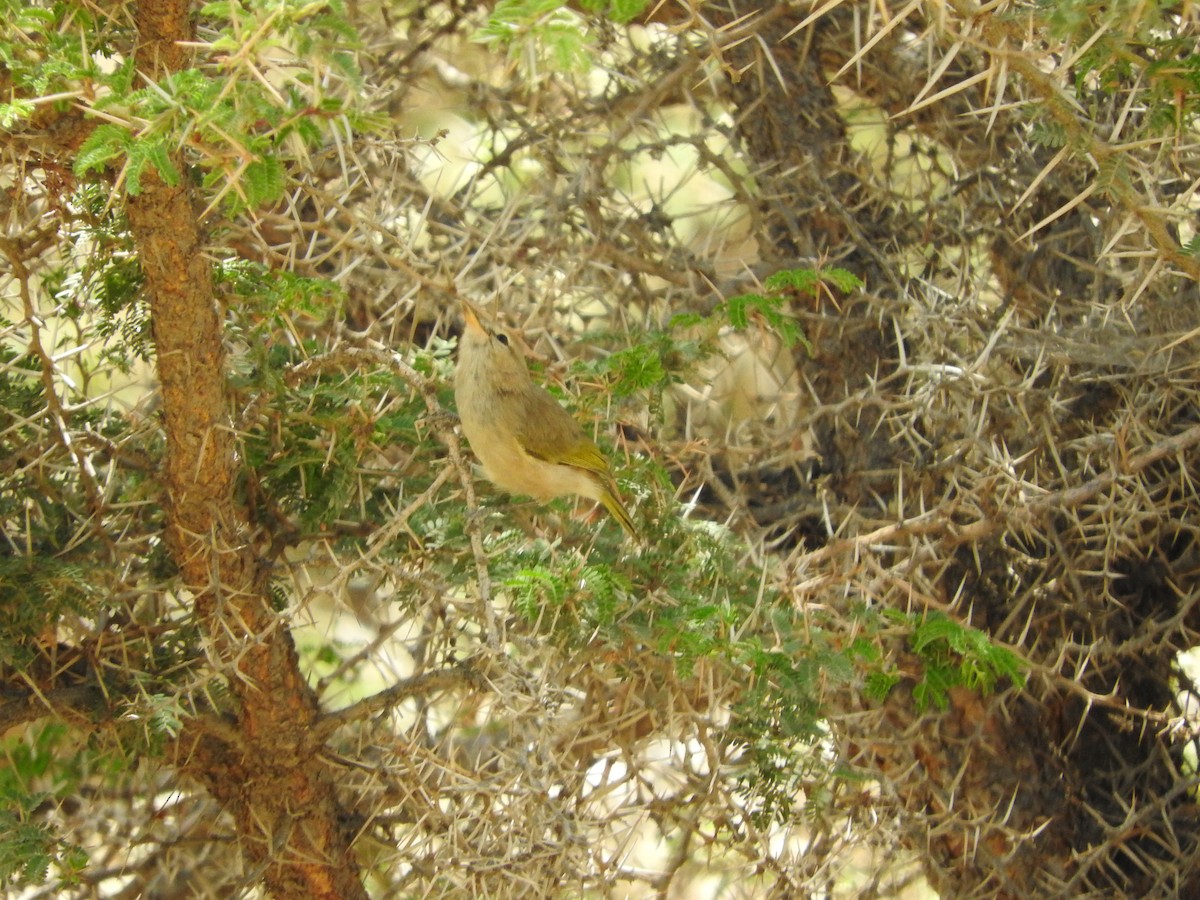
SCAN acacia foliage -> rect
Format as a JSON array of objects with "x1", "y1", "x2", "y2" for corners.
[{"x1": 1, "y1": 1, "x2": 1200, "y2": 897}]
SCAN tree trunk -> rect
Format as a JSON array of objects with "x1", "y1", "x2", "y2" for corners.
[{"x1": 125, "y1": 3, "x2": 366, "y2": 896}]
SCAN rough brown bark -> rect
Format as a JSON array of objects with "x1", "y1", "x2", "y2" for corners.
[{"x1": 124, "y1": 3, "x2": 366, "y2": 897}]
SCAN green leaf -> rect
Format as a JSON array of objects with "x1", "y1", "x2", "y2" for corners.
[
  {"x1": 139, "y1": 138, "x2": 182, "y2": 189},
  {"x1": 147, "y1": 694, "x2": 185, "y2": 740},
  {"x1": 576, "y1": 0, "x2": 644, "y2": 19},
  {"x1": 763, "y1": 268, "x2": 821, "y2": 294},
  {"x1": 507, "y1": 566, "x2": 567, "y2": 620},
  {"x1": 472, "y1": 1, "x2": 596, "y2": 72},
  {"x1": 864, "y1": 670, "x2": 901, "y2": 701},
  {"x1": 0, "y1": 99, "x2": 35, "y2": 127},
  {"x1": 910, "y1": 613, "x2": 964, "y2": 654},
  {"x1": 243, "y1": 156, "x2": 286, "y2": 208},
  {"x1": 721, "y1": 292, "x2": 812, "y2": 354},
  {"x1": 73, "y1": 124, "x2": 131, "y2": 178},
  {"x1": 906, "y1": 612, "x2": 1027, "y2": 705},
  {"x1": 604, "y1": 342, "x2": 668, "y2": 394}
]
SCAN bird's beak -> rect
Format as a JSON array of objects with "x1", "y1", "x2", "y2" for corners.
[{"x1": 460, "y1": 298, "x2": 487, "y2": 337}]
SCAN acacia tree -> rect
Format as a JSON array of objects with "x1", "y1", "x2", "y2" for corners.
[{"x1": 2, "y1": 1, "x2": 1199, "y2": 898}]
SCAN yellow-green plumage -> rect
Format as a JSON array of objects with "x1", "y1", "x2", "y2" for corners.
[{"x1": 454, "y1": 299, "x2": 636, "y2": 538}]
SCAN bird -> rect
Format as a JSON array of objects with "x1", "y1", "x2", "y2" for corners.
[{"x1": 453, "y1": 299, "x2": 637, "y2": 537}]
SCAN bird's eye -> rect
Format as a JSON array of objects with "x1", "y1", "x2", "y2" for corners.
[{"x1": 496, "y1": 333, "x2": 510, "y2": 346}]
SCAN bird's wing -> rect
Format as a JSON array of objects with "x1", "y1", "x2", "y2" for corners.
[{"x1": 511, "y1": 388, "x2": 608, "y2": 477}]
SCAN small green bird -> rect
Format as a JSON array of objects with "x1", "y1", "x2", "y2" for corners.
[{"x1": 453, "y1": 299, "x2": 636, "y2": 537}]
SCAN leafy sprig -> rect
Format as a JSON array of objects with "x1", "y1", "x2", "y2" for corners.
[{"x1": 888, "y1": 610, "x2": 1028, "y2": 710}]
